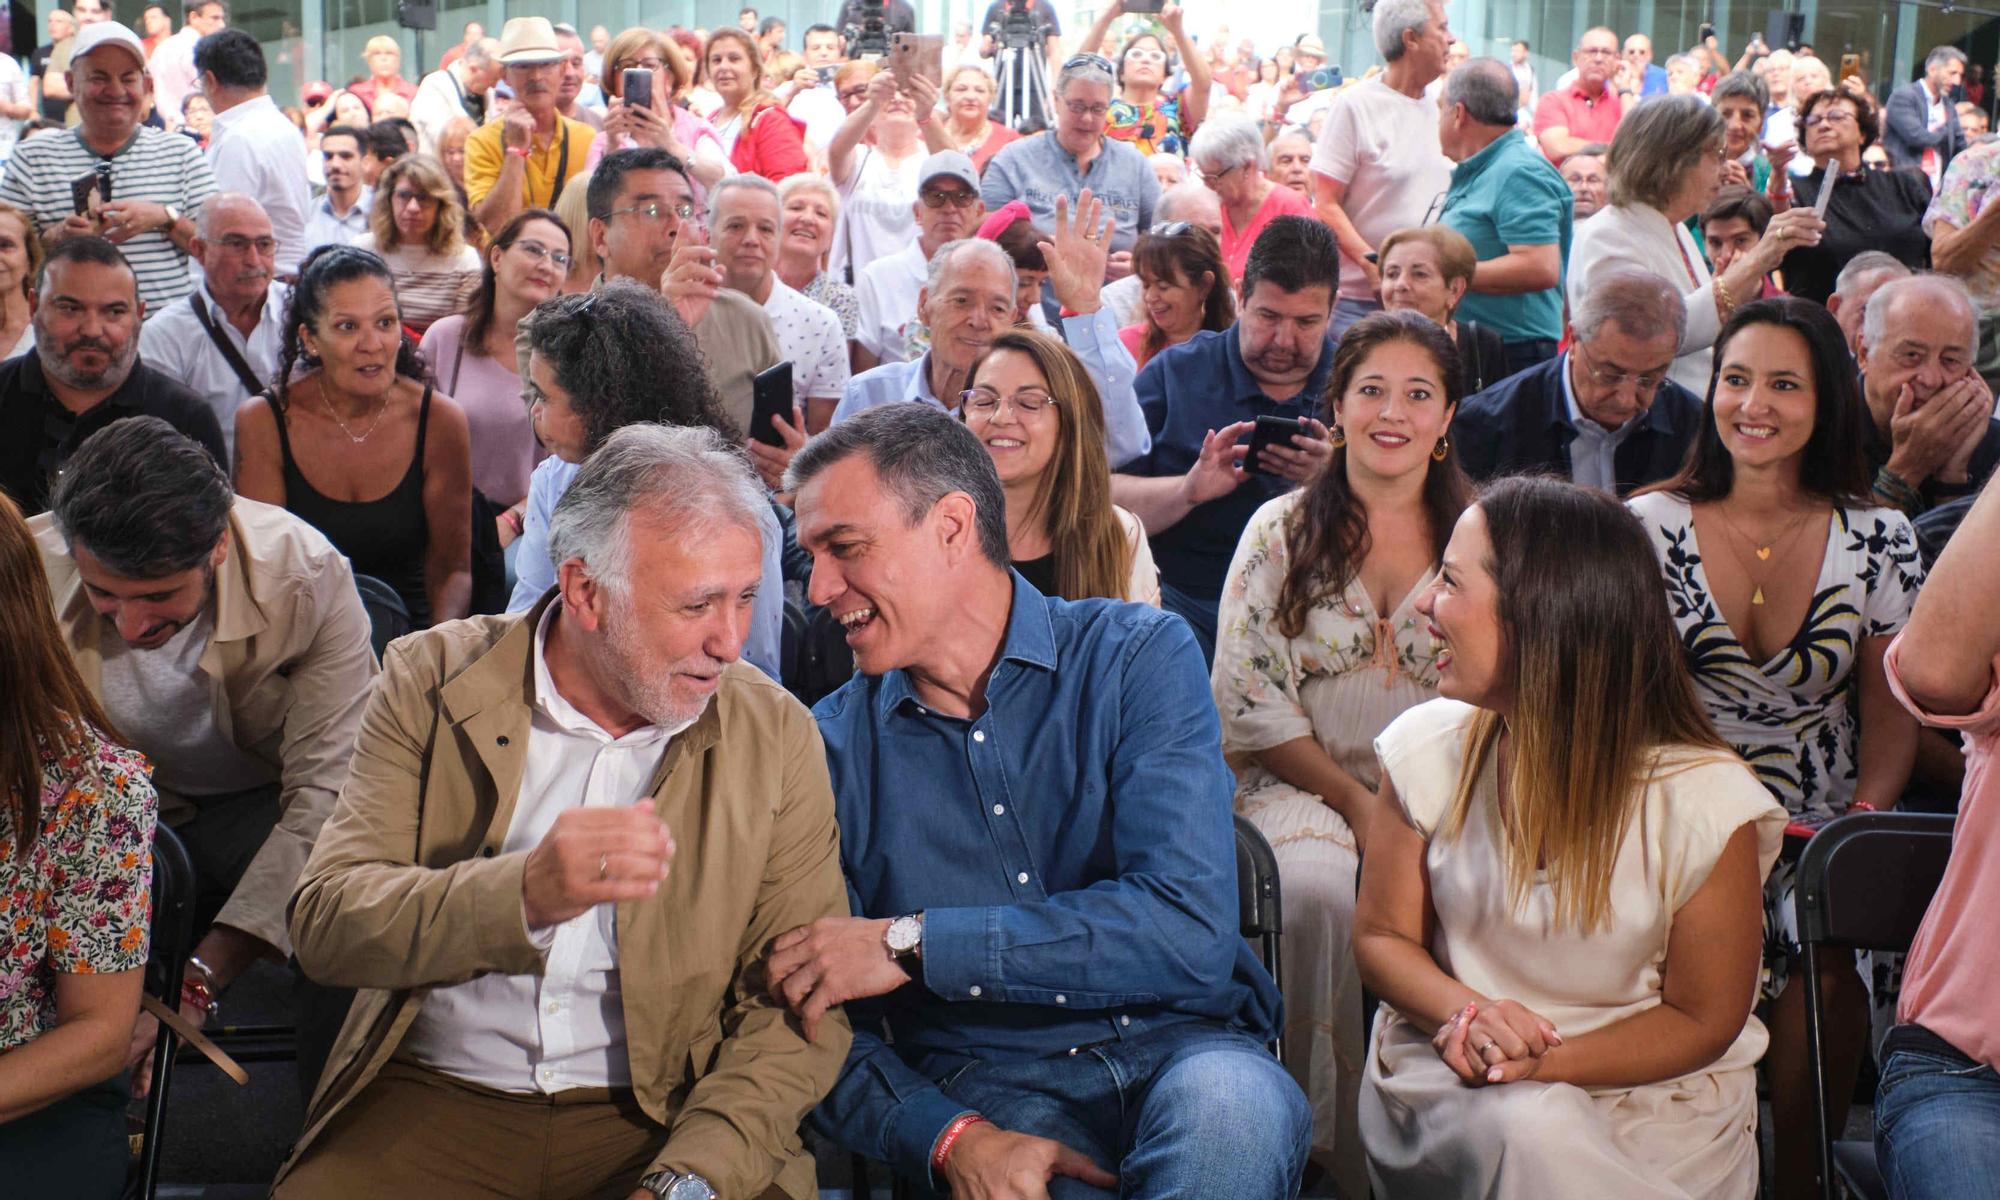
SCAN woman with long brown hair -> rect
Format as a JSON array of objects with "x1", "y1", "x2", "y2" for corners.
[
  {"x1": 357, "y1": 153, "x2": 481, "y2": 336},
  {"x1": 0, "y1": 493, "x2": 155, "y2": 1197},
  {"x1": 1210, "y1": 311, "x2": 1468, "y2": 1196},
  {"x1": 1119, "y1": 221, "x2": 1233, "y2": 370},
  {"x1": 1353, "y1": 474, "x2": 1787, "y2": 1199},
  {"x1": 960, "y1": 328, "x2": 1158, "y2": 604}
]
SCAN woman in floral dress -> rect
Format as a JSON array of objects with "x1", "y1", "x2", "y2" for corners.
[
  {"x1": 0, "y1": 494, "x2": 157, "y2": 1196},
  {"x1": 1628, "y1": 298, "x2": 1921, "y2": 1200},
  {"x1": 1212, "y1": 311, "x2": 1470, "y2": 1197},
  {"x1": 1076, "y1": 1, "x2": 1212, "y2": 158}
]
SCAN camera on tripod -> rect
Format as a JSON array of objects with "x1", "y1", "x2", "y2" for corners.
[
  {"x1": 844, "y1": 0, "x2": 890, "y2": 58},
  {"x1": 989, "y1": 0, "x2": 1042, "y2": 53}
]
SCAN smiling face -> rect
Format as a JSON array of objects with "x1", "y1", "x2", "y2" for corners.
[
  {"x1": 72, "y1": 47, "x2": 150, "y2": 138},
  {"x1": 1335, "y1": 337, "x2": 1456, "y2": 486},
  {"x1": 1379, "y1": 240, "x2": 1464, "y2": 326},
  {"x1": 494, "y1": 216, "x2": 569, "y2": 309},
  {"x1": 300, "y1": 275, "x2": 402, "y2": 399},
  {"x1": 1711, "y1": 321, "x2": 1818, "y2": 473},
  {"x1": 0, "y1": 213, "x2": 33, "y2": 296},
  {"x1": 73, "y1": 540, "x2": 222, "y2": 650},
  {"x1": 964, "y1": 346, "x2": 1060, "y2": 489},
  {"x1": 921, "y1": 252, "x2": 1015, "y2": 379},
  {"x1": 1715, "y1": 94, "x2": 1762, "y2": 159},
  {"x1": 780, "y1": 187, "x2": 835, "y2": 262},
  {"x1": 1139, "y1": 260, "x2": 1210, "y2": 343},
  {"x1": 714, "y1": 183, "x2": 780, "y2": 294},
  {"x1": 1416, "y1": 504, "x2": 1509, "y2": 711}
]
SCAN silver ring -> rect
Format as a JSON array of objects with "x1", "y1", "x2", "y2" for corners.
[
  {"x1": 597, "y1": 853, "x2": 609, "y2": 880},
  {"x1": 1476, "y1": 1040, "x2": 1499, "y2": 1056}
]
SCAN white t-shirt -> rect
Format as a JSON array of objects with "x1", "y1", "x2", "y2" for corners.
[
  {"x1": 1309, "y1": 78, "x2": 1454, "y2": 302},
  {"x1": 832, "y1": 144, "x2": 924, "y2": 282},
  {"x1": 761, "y1": 278, "x2": 850, "y2": 404},
  {"x1": 0, "y1": 55, "x2": 27, "y2": 160},
  {"x1": 854, "y1": 240, "x2": 930, "y2": 363},
  {"x1": 789, "y1": 86, "x2": 847, "y2": 156}
]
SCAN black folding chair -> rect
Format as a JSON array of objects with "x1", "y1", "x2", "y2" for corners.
[
  {"x1": 1233, "y1": 813, "x2": 1285, "y2": 1064},
  {"x1": 129, "y1": 824, "x2": 196, "y2": 1200},
  {"x1": 1795, "y1": 811, "x2": 1956, "y2": 1200},
  {"x1": 353, "y1": 572, "x2": 411, "y2": 660}
]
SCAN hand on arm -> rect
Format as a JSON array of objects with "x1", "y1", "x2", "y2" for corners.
[{"x1": 764, "y1": 917, "x2": 911, "y2": 1042}]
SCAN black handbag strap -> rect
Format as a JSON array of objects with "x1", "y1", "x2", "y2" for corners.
[{"x1": 189, "y1": 296, "x2": 266, "y2": 397}]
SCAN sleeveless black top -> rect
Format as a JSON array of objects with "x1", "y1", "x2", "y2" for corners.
[{"x1": 274, "y1": 385, "x2": 434, "y2": 628}]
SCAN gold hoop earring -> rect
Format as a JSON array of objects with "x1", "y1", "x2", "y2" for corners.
[
  {"x1": 1431, "y1": 436, "x2": 1449, "y2": 462},
  {"x1": 1329, "y1": 424, "x2": 1347, "y2": 449}
]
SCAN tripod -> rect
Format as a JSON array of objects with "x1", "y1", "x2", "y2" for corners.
[{"x1": 993, "y1": 40, "x2": 1051, "y2": 133}]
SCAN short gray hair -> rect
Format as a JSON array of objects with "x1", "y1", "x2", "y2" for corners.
[
  {"x1": 926, "y1": 237, "x2": 1016, "y2": 299},
  {"x1": 777, "y1": 172, "x2": 840, "y2": 223},
  {"x1": 784, "y1": 404, "x2": 1010, "y2": 568},
  {"x1": 1927, "y1": 46, "x2": 1969, "y2": 73},
  {"x1": 1442, "y1": 58, "x2": 1519, "y2": 127},
  {"x1": 546, "y1": 424, "x2": 768, "y2": 595},
  {"x1": 1606, "y1": 94, "x2": 1724, "y2": 209},
  {"x1": 1189, "y1": 114, "x2": 1265, "y2": 174},
  {"x1": 1664, "y1": 53, "x2": 1698, "y2": 75},
  {"x1": 1057, "y1": 56, "x2": 1114, "y2": 96},
  {"x1": 707, "y1": 171, "x2": 781, "y2": 231},
  {"x1": 1861, "y1": 273, "x2": 1976, "y2": 355},
  {"x1": 1572, "y1": 268, "x2": 1688, "y2": 348},
  {"x1": 1373, "y1": 0, "x2": 1433, "y2": 63},
  {"x1": 1158, "y1": 180, "x2": 1219, "y2": 224},
  {"x1": 1834, "y1": 250, "x2": 1912, "y2": 299},
  {"x1": 461, "y1": 36, "x2": 498, "y2": 67}
]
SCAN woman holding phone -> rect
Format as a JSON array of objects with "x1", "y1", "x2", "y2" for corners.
[
  {"x1": 1076, "y1": 0, "x2": 1212, "y2": 157},
  {"x1": 589, "y1": 28, "x2": 728, "y2": 193}
]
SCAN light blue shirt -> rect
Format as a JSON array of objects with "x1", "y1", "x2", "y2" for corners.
[
  {"x1": 1559, "y1": 351, "x2": 1638, "y2": 492},
  {"x1": 507, "y1": 457, "x2": 786, "y2": 682},
  {"x1": 829, "y1": 309, "x2": 1152, "y2": 468}
]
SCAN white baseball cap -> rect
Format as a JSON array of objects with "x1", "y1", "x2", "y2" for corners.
[{"x1": 72, "y1": 22, "x2": 149, "y2": 71}]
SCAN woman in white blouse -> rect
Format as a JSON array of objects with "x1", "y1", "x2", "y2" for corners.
[
  {"x1": 1210, "y1": 311, "x2": 1471, "y2": 1198},
  {"x1": 1567, "y1": 94, "x2": 1823, "y2": 395}
]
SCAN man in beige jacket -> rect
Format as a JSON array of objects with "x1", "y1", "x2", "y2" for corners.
[
  {"x1": 279, "y1": 424, "x2": 850, "y2": 1200},
  {"x1": 34, "y1": 416, "x2": 378, "y2": 1100}
]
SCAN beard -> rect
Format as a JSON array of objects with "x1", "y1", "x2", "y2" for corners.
[
  {"x1": 39, "y1": 328, "x2": 139, "y2": 391},
  {"x1": 596, "y1": 598, "x2": 723, "y2": 730}
]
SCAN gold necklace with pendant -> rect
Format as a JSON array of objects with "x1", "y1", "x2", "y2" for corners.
[{"x1": 1710, "y1": 504, "x2": 1814, "y2": 606}]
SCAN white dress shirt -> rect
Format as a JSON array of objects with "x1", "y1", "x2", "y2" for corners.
[
  {"x1": 139, "y1": 280, "x2": 289, "y2": 460},
  {"x1": 400, "y1": 604, "x2": 685, "y2": 1094},
  {"x1": 207, "y1": 94, "x2": 313, "y2": 275},
  {"x1": 303, "y1": 186, "x2": 373, "y2": 251},
  {"x1": 149, "y1": 27, "x2": 203, "y2": 127}
]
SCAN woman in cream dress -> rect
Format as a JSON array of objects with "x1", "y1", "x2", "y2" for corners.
[
  {"x1": 1213, "y1": 312, "x2": 1471, "y2": 1197},
  {"x1": 1355, "y1": 476, "x2": 1786, "y2": 1199}
]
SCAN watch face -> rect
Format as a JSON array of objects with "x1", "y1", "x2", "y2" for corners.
[
  {"x1": 665, "y1": 1178, "x2": 716, "y2": 1200},
  {"x1": 887, "y1": 914, "x2": 922, "y2": 953}
]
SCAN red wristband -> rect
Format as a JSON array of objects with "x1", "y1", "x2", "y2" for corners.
[
  {"x1": 932, "y1": 1113, "x2": 988, "y2": 1171},
  {"x1": 1849, "y1": 799, "x2": 1881, "y2": 813},
  {"x1": 506, "y1": 145, "x2": 531, "y2": 159}
]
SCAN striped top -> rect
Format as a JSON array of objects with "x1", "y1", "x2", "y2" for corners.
[
  {"x1": 0, "y1": 126, "x2": 216, "y2": 312},
  {"x1": 355, "y1": 235, "x2": 481, "y2": 335}
]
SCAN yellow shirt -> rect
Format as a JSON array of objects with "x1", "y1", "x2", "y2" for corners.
[{"x1": 463, "y1": 114, "x2": 594, "y2": 210}]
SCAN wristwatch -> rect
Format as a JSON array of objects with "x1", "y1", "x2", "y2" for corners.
[
  {"x1": 637, "y1": 1170, "x2": 716, "y2": 1200},
  {"x1": 162, "y1": 203, "x2": 181, "y2": 230},
  {"x1": 885, "y1": 912, "x2": 924, "y2": 961}
]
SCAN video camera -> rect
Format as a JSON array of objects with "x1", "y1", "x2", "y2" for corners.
[
  {"x1": 989, "y1": 0, "x2": 1042, "y2": 53},
  {"x1": 844, "y1": 0, "x2": 890, "y2": 58}
]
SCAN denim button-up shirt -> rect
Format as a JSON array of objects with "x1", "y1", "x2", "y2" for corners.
[
  {"x1": 810, "y1": 572, "x2": 1281, "y2": 1176},
  {"x1": 980, "y1": 131, "x2": 1161, "y2": 253}
]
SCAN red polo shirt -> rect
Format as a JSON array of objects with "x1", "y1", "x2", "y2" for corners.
[{"x1": 1532, "y1": 82, "x2": 1626, "y2": 163}]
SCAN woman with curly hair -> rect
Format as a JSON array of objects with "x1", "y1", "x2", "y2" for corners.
[
  {"x1": 234, "y1": 245, "x2": 473, "y2": 628},
  {"x1": 505, "y1": 281, "x2": 786, "y2": 680},
  {"x1": 0, "y1": 492, "x2": 155, "y2": 1199},
  {"x1": 357, "y1": 153, "x2": 481, "y2": 335}
]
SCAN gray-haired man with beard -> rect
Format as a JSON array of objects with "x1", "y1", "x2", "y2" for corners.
[{"x1": 0, "y1": 236, "x2": 221, "y2": 516}]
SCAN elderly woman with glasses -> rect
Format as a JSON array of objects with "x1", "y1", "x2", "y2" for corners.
[
  {"x1": 358, "y1": 153, "x2": 482, "y2": 336},
  {"x1": 1568, "y1": 94, "x2": 1825, "y2": 395},
  {"x1": 588, "y1": 27, "x2": 728, "y2": 193},
  {"x1": 1076, "y1": 0, "x2": 1213, "y2": 157},
  {"x1": 1775, "y1": 89, "x2": 1931, "y2": 305},
  {"x1": 1190, "y1": 114, "x2": 1317, "y2": 285}
]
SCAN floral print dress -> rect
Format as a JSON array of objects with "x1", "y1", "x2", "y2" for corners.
[
  {"x1": 2, "y1": 723, "x2": 157, "y2": 1051},
  {"x1": 1106, "y1": 96, "x2": 1186, "y2": 158},
  {"x1": 1628, "y1": 491, "x2": 1924, "y2": 1011},
  {"x1": 1210, "y1": 491, "x2": 1443, "y2": 1200}
]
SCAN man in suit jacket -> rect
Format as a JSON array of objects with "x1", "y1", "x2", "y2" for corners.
[
  {"x1": 1453, "y1": 267, "x2": 1703, "y2": 495},
  {"x1": 1884, "y1": 46, "x2": 1967, "y2": 180},
  {"x1": 278, "y1": 424, "x2": 851, "y2": 1200}
]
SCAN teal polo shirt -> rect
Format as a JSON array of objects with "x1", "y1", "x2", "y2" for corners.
[{"x1": 1440, "y1": 132, "x2": 1574, "y2": 343}]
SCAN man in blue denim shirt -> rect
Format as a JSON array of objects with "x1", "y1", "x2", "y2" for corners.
[
  {"x1": 1111, "y1": 216, "x2": 1338, "y2": 664},
  {"x1": 769, "y1": 405, "x2": 1309, "y2": 1197}
]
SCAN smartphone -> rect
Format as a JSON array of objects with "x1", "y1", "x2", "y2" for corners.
[
  {"x1": 750, "y1": 361, "x2": 795, "y2": 449},
  {"x1": 1124, "y1": 0, "x2": 1166, "y2": 12},
  {"x1": 887, "y1": 32, "x2": 943, "y2": 92},
  {"x1": 1294, "y1": 67, "x2": 1342, "y2": 95},
  {"x1": 814, "y1": 63, "x2": 839, "y2": 85},
  {"x1": 71, "y1": 162, "x2": 110, "y2": 217},
  {"x1": 622, "y1": 67, "x2": 653, "y2": 109},
  {"x1": 1840, "y1": 53, "x2": 1862, "y2": 84},
  {"x1": 1242, "y1": 415, "x2": 1307, "y2": 477}
]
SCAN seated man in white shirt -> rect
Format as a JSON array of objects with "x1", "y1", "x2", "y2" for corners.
[
  {"x1": 301, "y1": 125, "x2": 372, "y2": 250},
  {"x1": 851, "y1": 150, "x2": 985, "y2": 371},
  {"x1": 708, "y1": 173, "x2": 850, "y2": 485},
  {"x1": 138, "y1": 193, "x2": 285, "y2": 460},
  {"x1": 195, "y1": 29, "x2": 310, "y2": 277},
  {"x1": 835, "y1": 194, "x2": 1151, "y2": 468}
]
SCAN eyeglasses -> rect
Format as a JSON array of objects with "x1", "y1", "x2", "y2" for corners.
[
  {"x1": 920, "y1": 188, "x2": 980, "y2": 209},
  {"x1": 218, "y1": 235, "x2": 277, "y2": 255},
  {"x1": 1124, "y1": 47, "x2": 1168, "y2": 64},
  {"x1": 960, "y1": 386, "x2": 1057, "y2": 414},
  {"x1": 391, "y1": 188, "x2": 439, "y2": 207},
  {"x1": 1064, "y1": 53, "x2": 1115, "y2": 73},
  {"x1": 1063, "y1": 99, "x2": 1111, "y2": 119},
  {"x1": 1574, "y1": 343, "x2": 1668, "y2": 394},
  {"x1": 1151, "y1": 220, "x2": 1197, "y2": 236},
  {"x1": 1802, "y1": 109, "x2": 1858, "y2": 128},
  {"x1": 1420, "y1": 190, "x2": 1449, "y2": 225},
  {"x1": 512, "y1": 240, "x2": 574, "y2": 269},
  {"x1": 1199, "y1": 162, "x2": 1246, "y2": 187},
  {"x1": 604, "y1": 200, "x2": 697, "y2": 224}
]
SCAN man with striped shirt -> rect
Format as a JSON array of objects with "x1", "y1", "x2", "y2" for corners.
[{"x1": 0, "y1": 21, "x2": 215, "y2": 313}]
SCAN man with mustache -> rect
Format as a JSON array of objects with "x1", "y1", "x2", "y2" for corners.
[
  {"x1": 466, "y1": 17, "x2": 595, "y2": 238},
  {"x1": 30, "y1": 415, "x2": 378, "y2": 1102},
  {"x1": 139, "y1": 193, "x2": 286, "y2": 458},
  {"x1": 0, "y1": 236, "x2": 221, "y2": 516}
]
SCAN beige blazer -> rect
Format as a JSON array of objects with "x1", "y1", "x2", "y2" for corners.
[{"x1": 280, "y1": 595, "x2": 850, "y2": 1198}]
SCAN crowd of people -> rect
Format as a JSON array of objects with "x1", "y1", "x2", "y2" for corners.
[{"x1": 1, "y1": 2, "x2": 1998, "y2": 1199}]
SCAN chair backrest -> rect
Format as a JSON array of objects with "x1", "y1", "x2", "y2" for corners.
[
  {"x1": 353, "y1": 573, "x2": 412, "y2": 660},
  {"x1": 147, "y1": 823, "x2": 198, "y2": 997},
  {"x1": 1233, "y1": 813, "x2": 1282, "y2": 939},
  {"x1": 1795, "y1": 811, "x2": 1956, "y2": 953}
]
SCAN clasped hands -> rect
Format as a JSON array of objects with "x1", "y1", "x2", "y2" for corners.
[{"x1": 1432, "y1": 998, "x2": 1562, "y2": 1086}]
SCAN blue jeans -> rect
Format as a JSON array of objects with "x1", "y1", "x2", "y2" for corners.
[
  {"x1": 1330, "y1": 297, "x2": 1382, "y2": 343},
  {"x1": 1876, "y1": 1024, "x2": 2000, "y2": 1200},
  {"x1": 923, "y1": 1021, "x2": 1309, "y2": 1198},
  {"x1": 1158, "y1": 582, "x2": 1219, "y2": 667}
]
